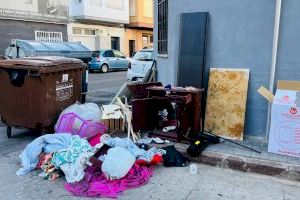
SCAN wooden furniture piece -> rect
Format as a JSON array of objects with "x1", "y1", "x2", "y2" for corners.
[{"x1": 131, "y1": 86, "x2": 204, "y2": 143}]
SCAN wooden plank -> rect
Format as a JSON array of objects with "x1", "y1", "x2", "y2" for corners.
[
  {"x1": 102, "y1": 119, "x2": 109, "y2": 128},
  {"x1": 177, "y1": 12, "x2": 208, "y2": 88},
  {"x1": 204, "y1": 68, "x2": 250, "y2": 140},
  {"x1": 257, "y1": 86, "x2": 274, "y2": 102}
]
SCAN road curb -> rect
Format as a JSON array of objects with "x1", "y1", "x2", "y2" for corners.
[{"x1": 174, "y1": 143, "x2": 300, "y2": 181}]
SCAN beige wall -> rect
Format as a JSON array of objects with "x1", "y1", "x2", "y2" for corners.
[
  {"x1": 129, "y1": 0, "x2": 153, "y2": 28},
  {"x1": 124, "y1": 28, "x2": 153, "y2": 57},
  {"x1": 126, "y1": 0, "x2": 153, "y2": 56}
]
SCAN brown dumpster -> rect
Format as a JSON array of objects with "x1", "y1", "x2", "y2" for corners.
[{"x1": 0, "y1": 57, "x2": 86, "y2": 138}]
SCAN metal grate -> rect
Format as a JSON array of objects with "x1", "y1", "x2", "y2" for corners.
[
  {"x1": 157, "y1": 0, "x2": 168, "y2": 54},
  {"x1": 35, "y1": 31, "x2": 63, "y2": 42}
]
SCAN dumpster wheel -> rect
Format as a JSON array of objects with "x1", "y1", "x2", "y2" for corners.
[{"x1": 6, "y1": 126, "x2": 12, "y2": 138}]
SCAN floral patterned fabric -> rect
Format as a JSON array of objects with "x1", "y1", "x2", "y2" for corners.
[{"x1": 51, "y1": 136, "x2": 92, "y2": 167}]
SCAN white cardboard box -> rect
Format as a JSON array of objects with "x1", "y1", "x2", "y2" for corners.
[{"x1": 264, "y1": 81, "x2": 300, "y2": 158}]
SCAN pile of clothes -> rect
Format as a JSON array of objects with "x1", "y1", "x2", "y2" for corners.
[
  {"x1": 16, "y1": 103, "x2": 190, "y2": 198},
  {"x1": 17, "y1": 133, "x2": 167, "y2": 198}
]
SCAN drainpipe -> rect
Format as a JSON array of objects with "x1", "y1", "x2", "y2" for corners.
[{"x1": 266, "y1": 0, "x2": 282, "y2": 138}]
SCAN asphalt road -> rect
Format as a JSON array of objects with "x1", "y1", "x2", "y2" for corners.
[{"x1": 86, "y1": 70, "x2": 127, "y2": 105}]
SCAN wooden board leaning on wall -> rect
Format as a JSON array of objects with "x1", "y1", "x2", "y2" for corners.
[{"x1": 204, "y1": 68, "x2": 250, "y2": 140}]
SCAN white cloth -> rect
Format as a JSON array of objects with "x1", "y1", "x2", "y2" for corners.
[
  {"x1": 101, "y1": 147, "x2": 136, "y2": 180},
  {"x1": 101, "y1": 104, "x2": 124, "y2": 119}
]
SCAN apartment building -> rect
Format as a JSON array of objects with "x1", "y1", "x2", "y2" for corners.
[
  {"x1": 68, "y1": 0, "x2": 129, "y2": 52},
  {"x1": 125, "y1": 0, "x2": 153, "y2": 57},
  {"x1": 0, "y1": 0, "x2": 69, "y2": 55}
]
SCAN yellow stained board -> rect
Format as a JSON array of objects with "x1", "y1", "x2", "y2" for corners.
[{"x1": 204, "y1": 68, "x2": 249, "y2": 140}]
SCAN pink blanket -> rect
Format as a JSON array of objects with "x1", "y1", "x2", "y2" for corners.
[{"x1": 64, "y1": 164, "x2": 153, "y2": 198}]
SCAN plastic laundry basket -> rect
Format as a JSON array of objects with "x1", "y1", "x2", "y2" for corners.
[{"x1": 55, "y1": 112, "x2": 107, "y2": 138}]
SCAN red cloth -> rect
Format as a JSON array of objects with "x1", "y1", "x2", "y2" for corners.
[
  {"x1": 88, "y1": 133, "x2": 101, "y2": 147},
  {"x1": 135, "y1": 154, "x2": 163, "y2": 166}
]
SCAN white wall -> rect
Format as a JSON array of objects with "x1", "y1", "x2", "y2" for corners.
[
  {"x1": 68, "y1": 23, "x2": 125, "y2": 52},
  {"x1": 69, "y1": 0, "x2": 85, "y2": 16},
  {"x1": 0, "y1": 0, "x2": 38, "y2": 12},
  {"x1": 0, "y1": 0, "x2": 69, "y2": 23},
  {"x1": 69, "y1": 0, "x2": 129, "y2": 24}
]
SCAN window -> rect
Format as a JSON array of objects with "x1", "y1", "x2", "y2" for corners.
[
  {"x1": 113, "y1": 50, "x2": 125, "y2": 58},
  {"x1": 142, "y1": 34, "x2": 149, "y2": 46},
  {"x1": 72, "y1": 27, "x2": 82, "y2": 35},
  {"x1": 111, "y1": 37, "x2": 120, "y2": 50},
  {"x1": 103, "y1": 50, "x2": 114, "y2": 58},
  {"x1": 35, "y1": 31, "x2": 62, "y2": 42},
  {"x1": 84, "y1": 29, "x2": 96, "y2": 35},
  {"x1": 133, "y1": 51, "x2": 154, "y2": 61},
  {"x1": 92, "y1": 51, "x2": 100, "y2": 57},
  {"x1": 144, "y1": 0, "x2": 153, "y2": 18},
  {"x1": 157, "y1": 0, "x2": 168, "y2": 54},
  {"x1": 150, "y1": 35, "x2": 154, "y2": 43}
]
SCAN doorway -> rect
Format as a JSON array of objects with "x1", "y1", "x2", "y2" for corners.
[
  {"x1": 129, "y1": 40, "x2": 136, "y2": 57},
  {"x1": 111, "y1": 37, "x2": 120, "y2": 50}
]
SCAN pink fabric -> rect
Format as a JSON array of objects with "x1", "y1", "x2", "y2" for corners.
[
  {"x1": 64, "y1": 164, "x2": 153, "y2": 198},
  {"x1": 88, "y1": 133, "x2": 101, "y2": 147}
]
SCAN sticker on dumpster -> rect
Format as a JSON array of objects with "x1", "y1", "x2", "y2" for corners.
[
  {"x1": 62, "y1": 74, "x2": 69, "y2": 82},
  {"x1": 56, "y1": 81, "x2": 73, "y2": 101}
]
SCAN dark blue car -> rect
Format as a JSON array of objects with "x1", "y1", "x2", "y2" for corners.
[{"x1": 88, "y1": 49, "x2": 129, "y2": 73}]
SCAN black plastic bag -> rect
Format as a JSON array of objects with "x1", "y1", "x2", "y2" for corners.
[{"x1": 162, "y1": 145, "x2": 190, "y2": 167}]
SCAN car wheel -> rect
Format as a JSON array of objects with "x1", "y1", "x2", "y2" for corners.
[{"x1": 101, "y1": 64, "x2": 109, "y2": 73}]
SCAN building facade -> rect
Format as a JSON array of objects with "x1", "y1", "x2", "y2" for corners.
[
  {"x1": 125, "y1": 0, "x2": 153, "y2": 57},
  {"x1": 153, "y1": 0, "x2": 300, "y2": 138},
  {"x1": 68, "y1": 22, "x2": 126, "y2": 52},
  {"x1": 68, "y1": 0, "x2": 129, "y2": 53},
  {"x1": 68, "y1": 0, "x2": 154, "y2": 57},
  {"x1": 0, "y1": 0, "x2": 69, "y2": 55}
]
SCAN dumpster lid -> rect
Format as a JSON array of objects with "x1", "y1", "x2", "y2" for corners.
[
  {"x1": 6, "y1": 40, "x2": 92, "y2": 59},
  {"x1": 0, "y1": 56, "x2": 85, "y2": 73}
]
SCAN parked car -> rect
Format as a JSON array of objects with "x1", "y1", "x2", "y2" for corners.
[
  {"x1": 127, "y1": 48, "x2": 154, "y2": 81},
  {"x1": 88, "y1": 50, "x2": 129, "y2": 73}
]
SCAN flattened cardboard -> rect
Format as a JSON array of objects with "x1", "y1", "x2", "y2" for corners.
[{"x1": 277, "y1": 80, "x2": 300, "y2": 91}]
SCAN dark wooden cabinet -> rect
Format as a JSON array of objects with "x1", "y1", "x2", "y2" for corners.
[{"x1": 131, "y1": 85, "x2": 204, "y2": 143}]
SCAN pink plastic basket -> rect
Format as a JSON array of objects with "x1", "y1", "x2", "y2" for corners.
[{"x1": 55, "y1": 112, "x2": 107, "y2": 138}]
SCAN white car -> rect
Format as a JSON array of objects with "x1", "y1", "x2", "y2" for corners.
[{"x1": 127, "y1": 49, "x2": 154, "y2": 81}]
